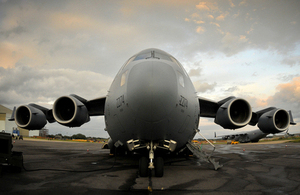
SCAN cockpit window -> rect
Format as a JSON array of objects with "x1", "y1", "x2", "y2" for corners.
[
  {"x1": 122, "y1": 56, "x2": 135, "y2": 70},
  {"x1": 120, "y1": 70, "x2": 128, "y2": 86},
  {"x1": 155, "y1": 52, "x2": 173, "y2": 61},
  {"x1": 170, "y1": 56, "x2": 182, "y2": 69},
  {"x1": 133, "y1": 50, "x2": 173, "y2": 62},
  {"x1": 170, "y1": 56, "x2": 189, "y2": 77},
  {"x1": 177, "y1": 71, "x2": 185, "y2": 87},
  {"x1": 134, "y1": 52, "x2": 151, "y2": 61}
]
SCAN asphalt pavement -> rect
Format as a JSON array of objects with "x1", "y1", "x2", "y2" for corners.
[{"x1": 1, "y1": 138, "x2": 300, "y2": 195}]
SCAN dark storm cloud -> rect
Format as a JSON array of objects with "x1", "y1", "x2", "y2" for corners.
[
  {"x1": 0, "y1": 65, "x2": 112, "y2": 108},
  {"x1": 0, "y1": 25, "x2": 26, "y2": 38}
]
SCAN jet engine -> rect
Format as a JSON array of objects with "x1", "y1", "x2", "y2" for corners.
[
  {"x1": 15, "y1": 105, "x2": 47, "y2": 130},
  {"x1": 258, "y1": 109, "x2": 290, "y2": 134},
  {"x1": 53, "y1": 95, "x2": 90, "y2": 127},
  {"x1": 215, "y1": 98, "x2": 252, "y2": 129}
]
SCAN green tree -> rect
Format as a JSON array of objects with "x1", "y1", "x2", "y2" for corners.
[{"x1": 72, "y1": 133, "x2": 86, "y2": 139}]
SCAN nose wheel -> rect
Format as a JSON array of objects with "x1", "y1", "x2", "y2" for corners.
[
  {"x1": 139, "y1": 156, "x2": 164, "y2": 177},
  {"x1": 139, "y1": 141, "x2": 164, "y2": 177},
  {"x1": 139, "y1": 156, "x2": 149, "y2": 177},
  {"x1": 154, "y1": 157, "x2": 164, "y2": 177}
]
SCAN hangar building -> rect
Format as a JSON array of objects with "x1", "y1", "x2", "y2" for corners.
[{"x1": 0, "y1": 105, "x2": 29, "y2": 136}]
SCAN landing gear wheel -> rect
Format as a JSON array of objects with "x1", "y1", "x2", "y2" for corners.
[
  {"x1": 154, "y1": 157, "x2": 164, "y2": 177},
  {"x1": 110, "y1": 145, "x2": 115, "y2": 155},
  {"x1": 139, "y1": 156, "x2": 149, "y2": 177}
]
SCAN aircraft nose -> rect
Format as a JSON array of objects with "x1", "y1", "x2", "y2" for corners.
[{"x1": 127, "y1": 61, "x2": 178, "y2": 122}]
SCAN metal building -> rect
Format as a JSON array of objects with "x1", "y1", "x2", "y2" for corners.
[{"x1": 0, "y1": 105, "x2": 29, "y2": 136}]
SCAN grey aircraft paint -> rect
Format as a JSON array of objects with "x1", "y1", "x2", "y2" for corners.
[
  {"x1": 105, "y1": 48, "x2": 199, "y2": 150},
  {"x1": 217, "y1": 129, "x2": 268, "y2": 143}
]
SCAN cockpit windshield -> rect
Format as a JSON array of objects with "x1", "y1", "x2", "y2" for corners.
[
  {"x1": 121, "y1": 49, "x2": 186, "y2": 74},
  {"x1": 133, "y1": 50, "x2": 173, "y2": 62}
]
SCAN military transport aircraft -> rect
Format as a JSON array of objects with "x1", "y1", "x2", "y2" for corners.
[
  {"x1": 216, "y1": 129, "x2": 269, "y2": 143},
  {"x1": 10, "y1": 48, "x2": 296, "y2": 177}
]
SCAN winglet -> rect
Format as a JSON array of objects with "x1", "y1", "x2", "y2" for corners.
[
  {"x1": 289, "y1": 110, "x2": 297, "y2": 125},
  {"x1": 8, "y1": 106, "x2": 16, "y2": 121}
]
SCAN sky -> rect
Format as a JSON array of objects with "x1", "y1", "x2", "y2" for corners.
[{"x1": 0, "y1": 0, "x2": 299, "y2": 139}]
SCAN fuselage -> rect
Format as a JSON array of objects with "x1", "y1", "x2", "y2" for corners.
[{"x1": 104, "y1": 48, "x2": 200, "y2": 150}]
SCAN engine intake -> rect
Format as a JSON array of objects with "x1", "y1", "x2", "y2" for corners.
[
  {"x1": 258, "y1": 109, "x2": 290, "y2": 134},
  {"x1": 53, "y1": 95, "x2": 90, "y2": 127},
  {"x1": 15, "y1": 105, "x2": 47, "y2": 130},
  {"x1": 215, "y1": 98, "x2": 252, "y2": 129}
]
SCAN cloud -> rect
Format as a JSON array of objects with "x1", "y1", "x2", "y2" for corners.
[
  {"x1": 220, "y1": 32, "x2": 248, "y2": 56},
  {"x1": 244, "y1": 77, "x2": 300, "y2": 119},
  {"x1": 195, "y1": 2, "x2": 210, "y2": 11},
  {"x1": 228, "y1": 0, "x2": 235, "y2": 8},
  {"x1": 210, "y1": 22, "x2": 220, "y2": 27},
  {"x1": 238, "y1": 95, "x2": 268, "y2": 109},
  {"x1": 196, "y1": 26, "x2": 206, "y2": 34},
  {"x1": 183, "y1": 0, "x2": 300, "y2": 57},
  {"x1": 0, "y1": 42, "x2": 22, "y2": 68},
  {"x1": 49, "y1": 12, "x2": 95, "y2": 31},
  {"x1": 0, "y1": 0, "x2": 300, "y2": 137},
  {"x1": 216, "y1": 13, "x2": 227, "y2": 21},
  {"x1": 207, "y1": 15, "x2": 214, "y2": 19},
  {"x1": 277, "y1": 74, "x2": 300, "y2": 82},
  {"x1": 194, "y1": 81, "x2": 217, "y2": 93},
  {"x1": 196, "y1": 2, "x2": 218, "y2": 12},
  {"x1": 0, "y1": 25, "x2": 26, "y2": 38},
  {"x1": 0, "y1": 65, "x2": 112, "y2": 107},
  {"x1": 188, "y1": 67, "x2": 202, "y2": 77},
  {"x1": 266, "y1": 77, "x2": 300, "y2": 112},
  {"x1": 195, "y1": 20, "x2": 205, "y2": 24},
  {"x1": 281, "y1": 55, "x2": 300, "y2": 67},
  {"x1": 225, "y1": 86, "x2": 238, "y2": 92}
]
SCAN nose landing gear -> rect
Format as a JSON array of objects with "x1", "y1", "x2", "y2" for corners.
[
  {"x1": 139, "y1": 156, "x2": 149, "y2": 177},
  {"x1": 138, "y1": 141, "x2": 164, "y2": 177},
  {"x1": 127, "y1": 139, "x2": 176, "y2": 177},
  {"x1": 154, "y1": 156, "x2": 164, "y2": 177}
]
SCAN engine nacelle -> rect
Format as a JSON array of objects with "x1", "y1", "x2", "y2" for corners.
[
  {"x1": 15, "y1": 105, "x2": 47, "y2": 130},
  {"x1": 215, "y1": 98, "x2": 252, "y2": 129},
  {"x1": 258, "y1": 109, "x2": 290, "y2": 134},
  {"x1": 53, "y1": 95, "x2": 90, "y2": 127}
]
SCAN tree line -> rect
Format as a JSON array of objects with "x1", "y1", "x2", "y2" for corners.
[{"x1": 47, "y1": 133, "x2": 106, "y2": 140}]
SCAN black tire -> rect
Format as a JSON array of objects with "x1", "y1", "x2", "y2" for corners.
[
  {"x1": 155, "y1": 157, "x2": 164, "y2": 177},
  {"x1": 110, "y1": 147, "x2": 115, "y2": 155},
  {"x1": 139, "y1": 156, "x2": 149, "y2": 177}
]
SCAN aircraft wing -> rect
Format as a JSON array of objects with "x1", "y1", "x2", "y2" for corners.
[
  {"x1": 85, "y1": 96, "x2": 106, "y2": 116},
  {"x1": 11, "y1": 94, "x2": 106, "y2": 130},
  {"x1": 198, "y1": 96, "x2": 296, "y2": 134}
]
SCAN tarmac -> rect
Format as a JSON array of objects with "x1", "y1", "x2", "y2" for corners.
[{"x1": 1, "y1": 138, "x2": 300, "y2": 195}]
